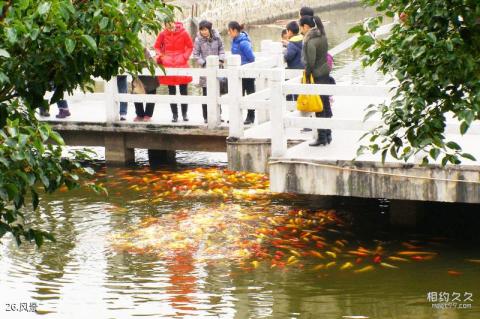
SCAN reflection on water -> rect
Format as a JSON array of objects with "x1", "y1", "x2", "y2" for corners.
[{"x1": 0, "y1": 166, "x2": 479, "y2": 318}]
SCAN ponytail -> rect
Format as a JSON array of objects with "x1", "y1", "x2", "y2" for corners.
[
  {"x1": 313, "y1": 16, "x2": 326, "y2": 36},
  {"x1": 228, "y1": 21, "x2": 245, "y2": 32},
  {"x1": 299, "y1": 15, "x2": 325, "y2": 36}
]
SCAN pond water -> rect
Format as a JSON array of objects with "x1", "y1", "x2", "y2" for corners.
[
  {"x1": 1, "y1": 161, "x2": 479, "y2": 319},
  {"x1": 1, "y1": 5, "x2": 480, "y2": 319}
]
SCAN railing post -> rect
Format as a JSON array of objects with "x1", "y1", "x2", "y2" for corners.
[
  {"x1": 227, "y1": 55, "x2": 243, "y2": 138},
  {"x1": 255, "y1": 40, "x2": 271, "y2": 124},
  {"x1": 206, "y1": 55, "x2": 220, "y2": 129},
  {"x1": 270, "y1": 69, "x2": 287, "y2": 157},
  {"x1": 269, "y1": 42, "x2": 285, "y2": 68},
  {"x1": 365, "y1": 64, "x2": 378, "y2": 85},
  {"x1": 260, "y1": 40, "x2": 272, "y2": 59},
  {"x1": 105, "y1": 77, "x2": 118, "y2": 123}
]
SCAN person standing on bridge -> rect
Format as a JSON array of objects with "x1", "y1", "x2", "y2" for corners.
[
  {"x1": 155, "y1": 21, "x2": 194, "y2": 122},
  {"x1": 227, "y1": 21, "x2": 256, "y2": 125},
  {"x1": 299, "y1": 15, "x2": 333, "y2": 146},
  {"x1": 299, "y1": 6, "x2": 314, "y2": 19},
  {"x1": 284, "y1": 21, "x2": 305, "y2": 119},
  {"x1": 193, "y1": 20, "x2": 226, "y2": 124}
]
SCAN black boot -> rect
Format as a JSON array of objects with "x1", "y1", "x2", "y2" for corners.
[
  {"x1": 244, "y1": 109, "x2": 255, "y2": 125},
  {"x1": 181, "y1": 104, "x2": 188, "y2": 121},
  {"x1": 202, "y1": 104, "x2": 207, "y2": 123},
  {"x1": 170, "y1": 104, "x2": 178, "y2": 122},
  {"x1": 326, "y1": 129, "x2": 332, "y2": 144},
  {"x1": 56, "y1": 108, "x2": 71, "y2": 119},
  {"x1": 309, "y1": 129, "x2": 328, "y2": 146}
]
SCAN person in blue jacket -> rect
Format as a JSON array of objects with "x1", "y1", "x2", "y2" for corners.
[
  {"x1": 228, "y1": 21, "x2": 256, "y2": 125},
  {"x1": 284, "y1": 21, "x2": 305, "y2": 70}
]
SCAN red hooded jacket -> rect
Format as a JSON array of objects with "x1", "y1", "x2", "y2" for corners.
[{"x1": 154, "y1": 22, "x2": 193, "y2": 85}]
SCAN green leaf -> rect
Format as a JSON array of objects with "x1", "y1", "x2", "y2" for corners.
[
  {"x1": 99, "y1": 17, "x2": 109, "y2": 30},
  {"x1": 33, "y1": 230, "x2": 44, "y2": 247},
  {"x1": 65, "y1": 39, "x2": 76, "y2": 54},
  {"x1": 37, "y1": 2, "x2": 52, "y2": 16},
  {"x1": 348, "y1": 25, "x2": 364, "y2": 34},
  {"x1": 460, "y1": 122, "x2": 469, "y2": 135},
  {"x1": 6, "y1": 28, "x2": 17, "y2": 43},
  {"x1": 0, "y1": 48, "x2": 10, "y2": 58},
  {"x1": 38, "y1": 125, "x2": 50, "y2": 142},
  {"x1": 429, "y1": 148, "x2": 440, "y2": 160},
  {"x1": 446, "y1": 141, "x2": 461, "y2": 150},
  {"x1": 50, "y1": 130, "x2": 65, "y2": 145},
  {"x1": 461, "y1": 153, "x2": 476, "y2": 161},
  {"x1": 39, "y1": 173, "x2": 50, "y2": 188},
  {"x1": 31, "y1": 189, "x2": 39, "y2": 210},
  {"x1": 81, "y1": 35, "x2": 97, "y2": 51}
]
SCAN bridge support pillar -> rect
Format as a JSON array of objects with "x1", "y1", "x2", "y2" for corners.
[
  {"x1": 104, "y1": 134, "x2": 134, "y2": 165},
  {"x1": 389, "y1": 200, "x2": 423, "y2": 227},
  {"x1": 148, "y1": 150, "x2": 176, "y2": 166}
]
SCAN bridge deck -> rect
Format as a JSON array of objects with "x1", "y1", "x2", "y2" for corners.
[{"x1": 268, "y1": 130, "x2": 480, "y2": 203}]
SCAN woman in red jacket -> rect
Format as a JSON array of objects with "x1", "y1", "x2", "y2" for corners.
[{"x1": 154, "y1": 21, "x2": 194, "y2": 122}]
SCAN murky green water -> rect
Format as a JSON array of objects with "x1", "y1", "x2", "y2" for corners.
[
  {"x1": 1, "y1": 6, "x2": 480, "y2": 319},
  {"x1": 1, "y1": 160, "x2": 479, "y2": 318}
]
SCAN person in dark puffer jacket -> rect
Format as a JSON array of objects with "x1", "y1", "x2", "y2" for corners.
[{"x1": 228, "y1": 21, "x2": 256, "y2": 125}]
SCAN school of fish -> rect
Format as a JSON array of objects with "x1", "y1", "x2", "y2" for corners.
[{"x1": 102, "y1": 167, "x2": 477, "y2": 275}]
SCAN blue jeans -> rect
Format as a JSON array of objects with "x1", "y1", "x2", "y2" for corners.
[
  {"x1": 117, "y1": 75, "x2": 128, "y2": 115},
  {"x1": 57, "y1": 100, "x2": 68, "y2": 109}
]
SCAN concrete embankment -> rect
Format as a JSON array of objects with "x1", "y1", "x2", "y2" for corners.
[{"x1": 172, "y1": 0, "x2": 361, "y2": 32}]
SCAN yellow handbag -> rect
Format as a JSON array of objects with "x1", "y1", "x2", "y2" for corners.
[{"x1": 296, "y1": 73, "x2": 323, "y2": 112}]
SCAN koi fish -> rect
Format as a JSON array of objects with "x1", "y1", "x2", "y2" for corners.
[
  {"x1": 401, "y1": 242, "x2": 422, "y2": 250},
  {"x1": 340, "y1": 262, "x2": 354, "y2": 270},
  {"x1": 309, "y1": 251, "x2": 325, "y2": 259},
  {"x1": 380, "y1": 262, "x2": 399, "y2": 269},
  {"x1": 388, "y1": 256, "x2": 409, "y2": 262},
  {"x1": 326, "y1": 261, "x2": 337, "y2": 269},
  {"x1": 354, "y1": 265, "x2": 374, "y2": 273},
  {"x1": 447, "y1": 270, "x2": 462, "y2": 276},
  {"x1": 326, "y1": 251, "x2": 337, "y2": 259},
  {"x1": 312, "y1": 264, "x2": 325, "y2": 271},
  {"x1": 348, "y1": 250, "x2": 369, "y2": 257},
  {"x1": 335, "y1": 240, "x2": 346, "y2": 247},
  {"x1": 397, "y1": 251, "x2": 437, "y2": 256}
]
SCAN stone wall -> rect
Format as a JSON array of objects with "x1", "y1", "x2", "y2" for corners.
[{"x1": 173, "y1": 0, "x2": 361, "y2": 32}]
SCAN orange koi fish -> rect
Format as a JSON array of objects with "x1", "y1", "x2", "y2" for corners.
[
  {"x1": 309, "y1": 251, "x2": 325, "y2": 259},
  {"x1": 312, "y1": 264, "x2": 325, "y2": 271},
  {"x1": 397, "y1": 251, "x2": 437, "y2": 256}
]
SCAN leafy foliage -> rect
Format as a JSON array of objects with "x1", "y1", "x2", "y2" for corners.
[
  {"x1": 351, "y1": 0, "x2": 480, "y2": 164},
  {"x1": 0, "y1": 0, "x2": 175, "y2": 246}
]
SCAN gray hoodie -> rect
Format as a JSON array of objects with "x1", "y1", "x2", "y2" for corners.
[
  {"x1": 193, "y1": 30, "x2": 226, "y2": 87},
  {"x1": 302, "y1": 27, "x2": 330, "y2": 80}
]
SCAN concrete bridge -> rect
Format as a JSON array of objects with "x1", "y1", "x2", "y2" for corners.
[{"x1": 41, "y1": 24, "x2": 480, "y2": 208}]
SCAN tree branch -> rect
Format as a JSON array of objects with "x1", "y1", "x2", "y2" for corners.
[{"x1": 0, "y1": 0, "x2": 12, "y2": 22}]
